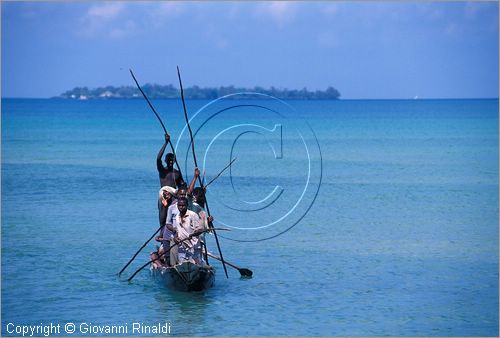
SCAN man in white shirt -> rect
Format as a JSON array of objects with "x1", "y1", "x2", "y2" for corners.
[{"x1": 172, "y1": 197, "x2": 204, "y2": 264}]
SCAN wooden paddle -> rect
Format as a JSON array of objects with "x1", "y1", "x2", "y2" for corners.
[{"x1": 207, "y1": 252, "x2": 253, "y2": 277}]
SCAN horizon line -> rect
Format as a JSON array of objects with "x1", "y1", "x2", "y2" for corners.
[{"x1": 1, "y1": 96, "x2": 498, "y2": 101}]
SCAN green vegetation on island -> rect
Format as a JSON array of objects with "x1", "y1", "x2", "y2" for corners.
[{"x1": 59, "y1": 84, "x2": 340, "y2": 100}]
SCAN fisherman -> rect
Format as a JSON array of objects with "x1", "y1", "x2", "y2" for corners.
[
  {"x1": 158, "y1": 185, "x2": 176, "y2": 223},
  {"x1": 191, "y1": 187, "x2": 213, "y2": 261},
  {"x1": 163, "y1": 167, "x2": 198, "y2": 266},
  {"x1": 157, "y1": 133, "x2": 185, "y2": 249},
  {"x1": 172, "y1": 197, "x2": 205, "y2": 265},
  {"x1": 191, "y1": 187, "x2": 211, "y2": 224},
  {"x1": 157, "y1": 133, "x2": 184, "y2": 189},
  {"x1": 160, "y1": 185, "x2": 176, "y2": 204},
  {"x1": 150, "y1": 251, "x2": 166, "y2": 269},
  {"x1": 156, "y1": 185, "x2": 176, "y2": 265},
  {"x1": 185, "y1": 167, "x2": 201, "y2": 209}
]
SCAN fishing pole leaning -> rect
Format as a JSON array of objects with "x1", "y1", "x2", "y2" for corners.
[{"x1": 176, "y1": 65, "x2": 230, "y2": 279}]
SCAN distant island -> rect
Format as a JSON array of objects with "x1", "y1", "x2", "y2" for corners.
[{"x1": 58, "y1": 84, "x2": 341, "y2": 100}]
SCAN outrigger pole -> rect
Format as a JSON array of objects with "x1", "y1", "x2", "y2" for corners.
[
  {"x1": 129, "y1": 69, "x2": 183, "y2": 175},
  {"x1": 176, "y1": 66, "x2": 230, "y2": 279}
]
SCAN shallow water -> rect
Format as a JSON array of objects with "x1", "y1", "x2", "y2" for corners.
[{"x1": 1, "y1": 98, "x2": 498, "y2": 336}]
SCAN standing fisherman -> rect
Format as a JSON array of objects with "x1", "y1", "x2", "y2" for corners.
[
  {"x1": 157, "y1": 133, "x2": 185, "y2": 239},
  {"x1": 157, "y1": 133, "x2": 184, "y2": 189}
]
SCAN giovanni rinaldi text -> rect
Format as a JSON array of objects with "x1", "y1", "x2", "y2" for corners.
[{"x1": 5, "y1": 322, "x2": 172, "y2": 336}]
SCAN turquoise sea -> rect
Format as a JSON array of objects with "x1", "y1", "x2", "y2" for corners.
[{"x1": 1, "y1": 98, "x2": 498, "y2": 336}]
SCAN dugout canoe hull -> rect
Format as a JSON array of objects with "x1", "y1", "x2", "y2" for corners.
[{"x1": 150, "y1": 259, "x2": 215, "y2": 292}]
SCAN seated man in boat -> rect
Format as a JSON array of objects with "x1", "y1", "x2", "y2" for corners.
[
  {"x1": 172, "y1": 197, "x2": 206, "y2": 265},
  {"x1": 150, "y1": 251, "x2": 166, "y2": 269}
]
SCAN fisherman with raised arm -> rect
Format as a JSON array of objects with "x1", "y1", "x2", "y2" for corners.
[
  {"x1": 157, "y1": 133, "x2": 185, "y2": 254},
  {"x1": 157, "y1": 133, "x2": 184, "y2": 189}
]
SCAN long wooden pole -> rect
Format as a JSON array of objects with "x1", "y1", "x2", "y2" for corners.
[
  {"x1": 118, "y1": 225, "x2": 162, "y2": 276},
  {"x1": 176, "y1": 66, "x2": 229, "y2": 278},
  {"x1": 129, "y1": 69, "x2": 182, "y2": 175},
  {"x1": 204, "y1": 157, "x2": 236, "y2": 189}
]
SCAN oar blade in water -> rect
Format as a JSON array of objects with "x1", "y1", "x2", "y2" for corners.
[{"x1": 239, "y1": 268, "x2": 253, "y2": 277}]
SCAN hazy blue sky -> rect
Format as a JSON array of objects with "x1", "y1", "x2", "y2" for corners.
[{"x1": 1, "y1": 1, "x2": 498, "y2": 99}]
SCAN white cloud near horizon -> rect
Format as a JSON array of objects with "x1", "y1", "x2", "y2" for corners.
[
  {"x1": 321, "y1": 3, "x2": 340, "y2": 17},
  {"x1": 156, "y1": 2, "x2": 186, "y2": 17},
  {"x1": 87, "y1": 2, "x2": 124, "y2": 20},
  {"x1": 255, "y1": 1, "x2": 298, "y2": 27},
  {"x1": 77, "y1": 2, "x2": 132, "y2": 39},
  {"x1": 148, "y1": 1, "x2": 187, "y2": 29},
  {"x1": 76, "y1": 2, "x2": 191, "y2": 38}
]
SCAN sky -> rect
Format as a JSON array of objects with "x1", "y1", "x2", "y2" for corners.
[{"x1": 1, "y1": 1, "x2": 498, "y2": 99}]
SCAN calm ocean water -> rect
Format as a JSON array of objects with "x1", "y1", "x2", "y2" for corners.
[{"x1": 1, "y1": 98, "x2": 498, "y2": 336}]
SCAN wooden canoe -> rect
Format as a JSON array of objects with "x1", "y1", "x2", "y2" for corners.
[{"x1": 150, "y1": 255, "x2": 215, "y2": 292}]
